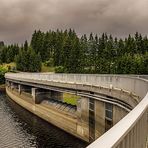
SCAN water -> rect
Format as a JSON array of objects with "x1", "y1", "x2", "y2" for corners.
[{"x1": 0, "y1": 92, "x2": 88, "y2": 148}]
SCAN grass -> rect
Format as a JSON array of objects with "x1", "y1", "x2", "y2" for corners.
[
  {"x1": 0, "y1": 62, "x2": 55, "y2": 73},
  {"x1": 0, "y1": 62, "x2": 16, "y2": 70},
  {"x1": 63, "y1": 93, "x2": 80, "y2": 105},
  {"x1": 41, "y1": 63, "x2": 55, "y2": 72}
]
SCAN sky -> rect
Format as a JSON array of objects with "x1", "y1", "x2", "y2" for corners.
[{"x1": 0, "y1": 0, "x2": 148, "y2": 44}]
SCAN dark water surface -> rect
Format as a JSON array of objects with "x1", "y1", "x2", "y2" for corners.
[{"x1": 0, "y1": 92, "x2": 88, "y2": 148}]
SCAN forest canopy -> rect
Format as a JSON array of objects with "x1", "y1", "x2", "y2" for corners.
[{"x1": 0, "y1": 30, "x2": 148, "y2": 74}]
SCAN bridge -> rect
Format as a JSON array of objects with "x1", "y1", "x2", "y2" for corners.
[{"x1": 5, "y1": 73, "x2": 148, "y2": 148}]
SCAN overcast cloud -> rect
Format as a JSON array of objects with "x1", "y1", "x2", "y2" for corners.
[{"x1": 0, "y1": 0, "x2": 148, "y2": 44}]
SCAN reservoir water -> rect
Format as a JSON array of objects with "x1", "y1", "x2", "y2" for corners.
[{"x1": 0, "y1": 92, "x2": 87, "y2": 148}]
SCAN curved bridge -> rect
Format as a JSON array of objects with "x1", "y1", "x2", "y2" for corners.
[{"x1": 5, "y1": 73, "x2": 148, "y2": 148}]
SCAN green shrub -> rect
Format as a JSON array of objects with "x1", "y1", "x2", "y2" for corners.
[
  {"x1": 55, "y1": 66, "x2": 65, "y2": 73},
  {"x1": 0, "y1": 66, "x2": 8, "y2": 84},
  {"x1": 44, "y1": 58, "x2": 54, "y2": 67}
]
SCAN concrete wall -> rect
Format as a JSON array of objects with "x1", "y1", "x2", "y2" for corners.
[
  {"x1": 6, "y1": 87, "x2": 90, "y2": 142},
  {"x1": 113, "y1": 105, "x2": 128, "y2": 125}
]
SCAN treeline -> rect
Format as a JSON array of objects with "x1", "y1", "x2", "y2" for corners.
[
  {"x1": 0, "y1": 30, "x2": 148, "y2": 74},
  {"x1": 30, "y1": 30, "x2": 148, "y2": 74},
  {"x1": 0, "y1": 42, "x2": 19, "y2": 64},
  {"x1": 0, "y1": 41, "x2": 42, "y2": 72}
]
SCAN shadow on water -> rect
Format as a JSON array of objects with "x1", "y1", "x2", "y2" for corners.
[{"x1": 0, "y1": 92, "x2": 88, "y2": 148}]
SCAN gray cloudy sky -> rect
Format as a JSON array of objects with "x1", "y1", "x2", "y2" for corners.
[{"x1": 0, "y1": 0, "x2": 148, "y2": 44}]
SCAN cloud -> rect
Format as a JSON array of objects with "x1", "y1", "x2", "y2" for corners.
[{"x1": 0, "y1": 0, "x2": 148, "y2": 44}]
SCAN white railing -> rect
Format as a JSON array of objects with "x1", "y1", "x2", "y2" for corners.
[{"x1": 5, "y1": 73, "x2": 148, "y2": 148}]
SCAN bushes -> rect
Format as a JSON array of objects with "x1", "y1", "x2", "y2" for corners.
[
  {"x1": 44, "y1": 58, "x2": 54, "y2": 67},
  {"x1": 55, "y1": 66, "x2": 65, "y2": 73},
  {"x1": 0, "y1": 66, "x2": 8, "y2": 84}
]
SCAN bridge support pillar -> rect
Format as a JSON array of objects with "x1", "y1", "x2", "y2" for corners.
[
  {"x1": 6, "y1": 80, "x2": 10, "y2": 87},
  {"x1": 18, "y1": 84, "x2": 23, "y2": 94},
  {"x1": 10, "y1": 82, "x2": 15, "y2": 90},
  {"x1": 32, "y1": 88, "x2": 37, "y2": 103},
  {"x1": 95, "y1": 100, "x2": 105, "y2": 139},
  {"x1": 77, "y1": 97, "x2": 89, "y2": 141}
]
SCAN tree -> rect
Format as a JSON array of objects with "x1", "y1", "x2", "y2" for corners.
[
  {"x1": 24, "y1": 40, "x2": 28, "y2": 51},
  {"x1": 1, "y1": 30, "x2": 147, "y2": 74},
  {"x1": 0, "y1": 41, "x2": 4, "y2": 47},
  {"x1": 31, "y1": 30, "x2": 45, "y2": 60},
  {"x1": 15, "y1": 46, "x2": 41, "y2": 72}
]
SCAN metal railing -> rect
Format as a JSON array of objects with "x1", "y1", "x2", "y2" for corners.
[{"x1": 5, "y1": 73, "x2": 148, "y2": 148}]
